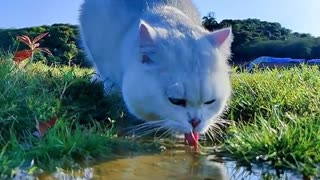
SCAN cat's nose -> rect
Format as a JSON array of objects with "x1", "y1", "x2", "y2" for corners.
[{"x1": 189, "y1": 119, "x2": 201, "y2": 128}]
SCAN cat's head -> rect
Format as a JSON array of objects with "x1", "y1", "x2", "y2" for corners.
[{"x1": 122, "y1": 21, "x2": 233, "y2": 135}]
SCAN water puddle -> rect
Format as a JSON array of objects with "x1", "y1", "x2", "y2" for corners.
[{"x1": 38, "y1": 148, "x2": 303, "y2": 180}]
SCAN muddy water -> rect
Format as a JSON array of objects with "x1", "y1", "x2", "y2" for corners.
[
  {"x1": 39, "y1": 148, "x2": 301, "y2": 180},
  {"x1": 91, "y1": 151, "x2": 227, "y2": 180},
  {"x1": 41, "y1": 150, "x2": 228, "y2": 180}
]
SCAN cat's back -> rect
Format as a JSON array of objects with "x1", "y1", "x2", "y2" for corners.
[
  {"x1": 80, "y1": 0, "x2": 146, "y2": 85},
  {"x1": 80, "y1": 0, "x2": 200, "y2": 27},
  {"x1": 79, "y1": 0, "x2": 201, "y2": 87}
]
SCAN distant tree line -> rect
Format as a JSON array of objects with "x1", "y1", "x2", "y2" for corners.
[
  {"x1": 202, "y1": 13, "x2": 320, "y2": 64},
  {"x1": 0, "y1": 24, "x2": 89, "y2": 67},
  {"x1": 0, "y1": 13, "x2": 319, "y2": 66}
]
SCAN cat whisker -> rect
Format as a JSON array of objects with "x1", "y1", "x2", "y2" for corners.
[
  {"x1": 211, "y1": 124, "x2": 223, "y2": 132},
  {"x1": 215, "y1": 118, "x2": 231, "y2": 126},
  {"x1": 125, "y1": 120, "x2": 165, "y2": 131},
  {"x1": 205, "y1": 130, "x2": 215, "y2": 142},
  {"x1": 137, "y1": 126, "x2": 164, "y2": 137},
  {"x1": 123, "y1": 120, "x2": 168, "y2": 138},
  {"x1": 207, "y1": 122, "x2": 228, "y2": 143},
  {"x1": 205, "y1": 122, "x2": 224, "y2": 143},
  {"x1": 154, "y1": 128, "x2": 172, "y2": 140},
  {"x1": 153, "y1": 126, "x2": 165, "y2": 137}
]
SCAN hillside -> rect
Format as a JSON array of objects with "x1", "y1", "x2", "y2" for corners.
[
  {"x1": 0, "y1": 15, "x2": 319, "y2": 66},
  {"x1": 203, "y1": 13, "x2": 320, "y2": 64}
]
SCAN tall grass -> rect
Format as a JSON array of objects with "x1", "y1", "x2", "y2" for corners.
[
  {"x1": 221, "y1": 66, "x2": 320, "y2": 177},
  {"x1": 0, "y1": 54, "x2": 158, "y2": 178},
  {"x1": 229, "y1": 66, "x2": 320, "y2": 120}
]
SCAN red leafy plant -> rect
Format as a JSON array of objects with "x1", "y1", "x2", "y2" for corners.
[
  {"x1": 33, "y1": 117, "x2": 58, "y2": 138},
  {"x1": 13, "y1": 32, "x2": 53, "y2": 63}
]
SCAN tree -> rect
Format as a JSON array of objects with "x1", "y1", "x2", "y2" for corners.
[{"x1": 202, "y1": 12, "x2": 220, "y2": 31}]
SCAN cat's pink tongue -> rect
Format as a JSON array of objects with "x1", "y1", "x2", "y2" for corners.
[{"x1": 184, "y1": 132, "x2": 199, "y2": 150}]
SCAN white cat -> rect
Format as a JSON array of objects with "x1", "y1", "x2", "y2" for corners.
[{"x1": 79, "y1": 0, "x2": 233, "y2": 146}]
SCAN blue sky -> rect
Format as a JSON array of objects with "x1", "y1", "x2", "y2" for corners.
[{"x1": 0, "y1": 0, "x2": 319, "y2": 36}]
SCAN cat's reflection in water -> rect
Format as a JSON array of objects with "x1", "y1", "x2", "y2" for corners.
[
  {"x1": 186, "y1": 154, "x2": 228, "y2": 180},
  {"x1": 91, "y1": 152, "x2": 229, "y2": 180}
]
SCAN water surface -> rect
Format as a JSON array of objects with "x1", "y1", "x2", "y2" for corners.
[{"x1": 39, "y1": 148, "x2": 303, "y2": 180}]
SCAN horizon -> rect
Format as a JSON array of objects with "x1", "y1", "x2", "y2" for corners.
[{"x1": 0, "y1": 0, "x2": 319, "y2": 37}]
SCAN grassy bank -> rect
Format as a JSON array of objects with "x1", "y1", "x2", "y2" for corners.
[
  {"x1": 0, "y1": 55, "x2": 158, "y2": 178},
  {"x1": 0, "y1": 53, "x2": 319, "y2": 178},
  {"x1": 221, "y1": 66, "x2": 320, "y2": 177}
]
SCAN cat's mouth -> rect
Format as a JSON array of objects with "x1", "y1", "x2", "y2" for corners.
[
  {"x1": 183, "y1": 119, "x2": 201, "y2": 151},
  {"x1": 184, "y1": 131, "x2": 199, "y2": 151}
]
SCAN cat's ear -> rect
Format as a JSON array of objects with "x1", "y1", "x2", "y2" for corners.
[
  {"x1": 206, "y1": 27, "x2": 233, "y2": 49},
  {"x1": 139, "y1": 20, "x2": 156, "y2": 51}
]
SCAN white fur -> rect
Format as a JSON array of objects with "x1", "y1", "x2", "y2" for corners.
[{"x1": 79, "y1": 0, "x2": 233, "y2": 134}]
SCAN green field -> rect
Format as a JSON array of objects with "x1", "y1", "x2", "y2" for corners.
[{"x1": 0, "y1": 54, "x2": 319, "y2": 178}]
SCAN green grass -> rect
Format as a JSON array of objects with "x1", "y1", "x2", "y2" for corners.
[
  {"x1": 220, "y1": 66, "x2": 320, "y2": 177},
  {"x1": 1, "y1": 52, "x2": 320, "y2": 178},
  {"x1": 229, "y1": 66, "x2": 320, "y2": 120},
  {"x1": 0, "y1": 54, "x2": 158, "y2": 178}
]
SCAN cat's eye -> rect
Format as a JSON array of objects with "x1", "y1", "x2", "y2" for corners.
[
  {"x1": 142, "y1": 54, "x2": 153, "y2": 64},
  {"x1": 168, "y1": 97, "x2": 186, "y2": 107},
  {"x1": 204, "y1": 99, "x2": 216, "y2": 105}
]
